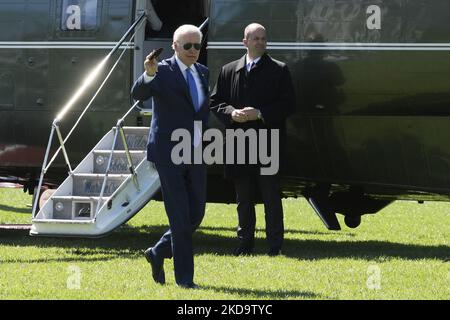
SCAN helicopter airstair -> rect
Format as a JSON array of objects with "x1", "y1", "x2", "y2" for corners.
[{"x1": 30, "y1": 124, "x2": 160, "y2": 237}]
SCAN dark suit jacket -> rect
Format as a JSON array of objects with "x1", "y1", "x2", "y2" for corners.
[
  {"x1": 131, "y1": 56, "x2": 209, "y2": 165},
  {"x1": 210, "y1": 53, "x2": 296, "y2": 177}
]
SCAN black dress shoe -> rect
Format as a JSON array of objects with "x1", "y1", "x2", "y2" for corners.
[
  {"x1": 177, "y1": 282, "x2": 199, "y2": 289},
  {"x1": 233, "y1": 246, "x2": 253, "y2": 256},
  {"x1": 144, "y1": 247, "x2": 165, "y2": 284}
]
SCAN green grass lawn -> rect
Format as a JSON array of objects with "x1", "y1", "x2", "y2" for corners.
[{"x1": 0, "y1": 187, "x2": 448, "y2": 300}]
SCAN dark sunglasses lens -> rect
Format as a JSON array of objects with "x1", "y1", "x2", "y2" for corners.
[{"x1": 183, "y1": 43, "x2": 201, "y2": 50}]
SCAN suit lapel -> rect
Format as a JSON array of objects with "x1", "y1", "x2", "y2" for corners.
[
  {"x1": 234, "y1": 55, "x2": 247, "y2": 73},
  {"x1": 194, "y1": 64, "x2": 208, "y2": 95},
  {"x1": 194, "y1": 63, "x2": 209, "y2": 110}
]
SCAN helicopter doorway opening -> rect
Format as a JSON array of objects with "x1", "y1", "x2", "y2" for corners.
[
  {"x1": 136, "y1": 0, "x2": 210, "y2": 113},
  {"x1": 145, "y1": 0, "x2": 208, "y2": 40}
]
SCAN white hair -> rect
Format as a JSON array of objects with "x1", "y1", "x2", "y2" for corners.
[{"x1": 173, "y1": 24, "x2": 203, "y2": 42}]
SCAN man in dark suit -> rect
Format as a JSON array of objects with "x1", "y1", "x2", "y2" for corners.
[
  {"x1": 210, "y1": 23, "x2": 295, "y2": 256},
  {"x1": 131, "y1": 24, "x2": 209, "y2": 289}
]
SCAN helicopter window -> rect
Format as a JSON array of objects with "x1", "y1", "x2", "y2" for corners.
[
  {"x1": 145, "y1": 0, "x2": 208, "y2": 39},
  {"x1": 61, "y1": 0, "x2": 99, "y2": 31}
]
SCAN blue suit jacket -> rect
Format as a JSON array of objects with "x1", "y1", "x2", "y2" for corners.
[{"x1": 131, "y1": 56, "x2": 210, "y2": 164}]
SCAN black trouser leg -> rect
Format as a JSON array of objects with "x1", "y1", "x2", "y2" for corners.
[
  {"x1": 234, "y1": 176, "x2": 256, "y2": 249},
  {"x1": 258, "y1": 174, "x2": 284, "y2": 251},
  {"x1": 153, "y1": 163, "x2": 206, "y2": 286}
]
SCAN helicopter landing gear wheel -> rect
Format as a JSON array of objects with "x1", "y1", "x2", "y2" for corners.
[{"x1": 344, "y1": 215, "x2": 361, "y2": 228}]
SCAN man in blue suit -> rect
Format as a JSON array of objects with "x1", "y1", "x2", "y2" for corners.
[{"x1": 131, "y1": 24, "x2": 209, "y2": 289}]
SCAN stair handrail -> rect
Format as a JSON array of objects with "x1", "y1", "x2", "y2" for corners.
[
  {"x1": 95, "y1": 101, "x2": 141, "y2": 217},
  {"x1": 47, "y1": 41, "x2": 132, "y2": 173},
  {"x1": 32, "y1": 11, "x2": 147, "y2": 219}
]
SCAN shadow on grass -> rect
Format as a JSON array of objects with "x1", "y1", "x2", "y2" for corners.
[
  {"x1": 0, "y1": 225, "x2": 448, "y2": 264},
  {"x1": 198, "y1": 225, "x2": 349, "y2": 237},
  {"x1": 199, "y1": 284, "x2": 322, "y2": 299},
  {"x1": 0, "y1": 226, "x2": 167, "y2": 264},
  {"x1": 197, "y1": 232, "x2": 450, "y2": 262},
  {"x1": 0, "y1": 204, "x2": 31, "y2": 214}
]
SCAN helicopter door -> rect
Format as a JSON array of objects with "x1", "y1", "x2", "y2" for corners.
[{"x1": 133, "y1": 0, "x2": 209, "y2": 113}]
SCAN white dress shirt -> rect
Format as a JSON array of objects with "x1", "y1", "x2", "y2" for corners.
[
  {"x1": 246, "y1": 55, "x2": 261, "y2": 72},
  {"x1": 174, "y1": 55, "x2": 206, "y2": 108}
]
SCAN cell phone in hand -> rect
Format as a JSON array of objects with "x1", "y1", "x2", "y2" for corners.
[{"x1": 148, "y1": 47, "x2": 164, "y2": 60}]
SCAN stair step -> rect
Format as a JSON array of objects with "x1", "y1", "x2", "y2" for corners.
[
  {"x1": 32, "y1": 218, "x2": 95, "y2": 225},
  {"x1": 92, "y1": 150, "x2": 146, "y2": 174},
  {"x1": 48, "y1": 196, "x2": 104, "y2": 221},
  {"x1": 121, "y1": 126, "x2": 150, "y2": 133},
  {"x1": 52, "y1": 196, "x2": 103, "y2": 200},
  {"x1": 113, "y1": 127, "x2": 149, "y2": 151},
  {"x1": 72, "y1": 174, "x2": 129, "y2": 197}
]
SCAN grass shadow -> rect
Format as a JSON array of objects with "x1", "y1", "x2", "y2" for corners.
[
  {"x1": 193, "y1": 228, "x2": 449, "y2": 262},
  {"x1": 0, "y1": 204, "x2": 31, "y2": 214},
  {"x1": 0, "y1": 225, "x2": 168, "y2": 264},
  {"x1": 0, "y1": 224, "x2": 448, "y2": 264},
  {"x1": 198, "y1": 225, "x2": 349, "y2": 237},
  {"x1": 199, "y1": 284, "x2": 322, "y2": 299}
]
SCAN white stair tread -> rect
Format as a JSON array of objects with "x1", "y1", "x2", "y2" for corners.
[
  {"x1": 51, "y1": 196, "x2": 104, "y2": 200},
  {"x1": 32, "y1": 218, "x2": 95, "y2": 224},
  {"x1": 115, "y1": 126, "x2": 149, "y2": 130},
  {"x1": 73, "y1": 173, "x2": 131, "y2": 178},
  {"x1": 112, "y1": 127, "x2": 149, "y2": 133},
  {"x1": 94, "y1": 150, "x2": 146, "y2": 154}
]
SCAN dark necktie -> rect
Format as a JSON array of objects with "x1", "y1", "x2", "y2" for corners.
[{"x1": 186, "y1": 68, "x2": 200, "y2": 112}]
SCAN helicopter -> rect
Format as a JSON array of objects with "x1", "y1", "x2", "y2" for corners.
[{"x1": 1, "y1": 0, "x2": 450, "y2": 231}]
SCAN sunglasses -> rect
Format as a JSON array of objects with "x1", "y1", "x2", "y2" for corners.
[{"x1": 182, "y1": 42, "x2": 201, "y2": 50}]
